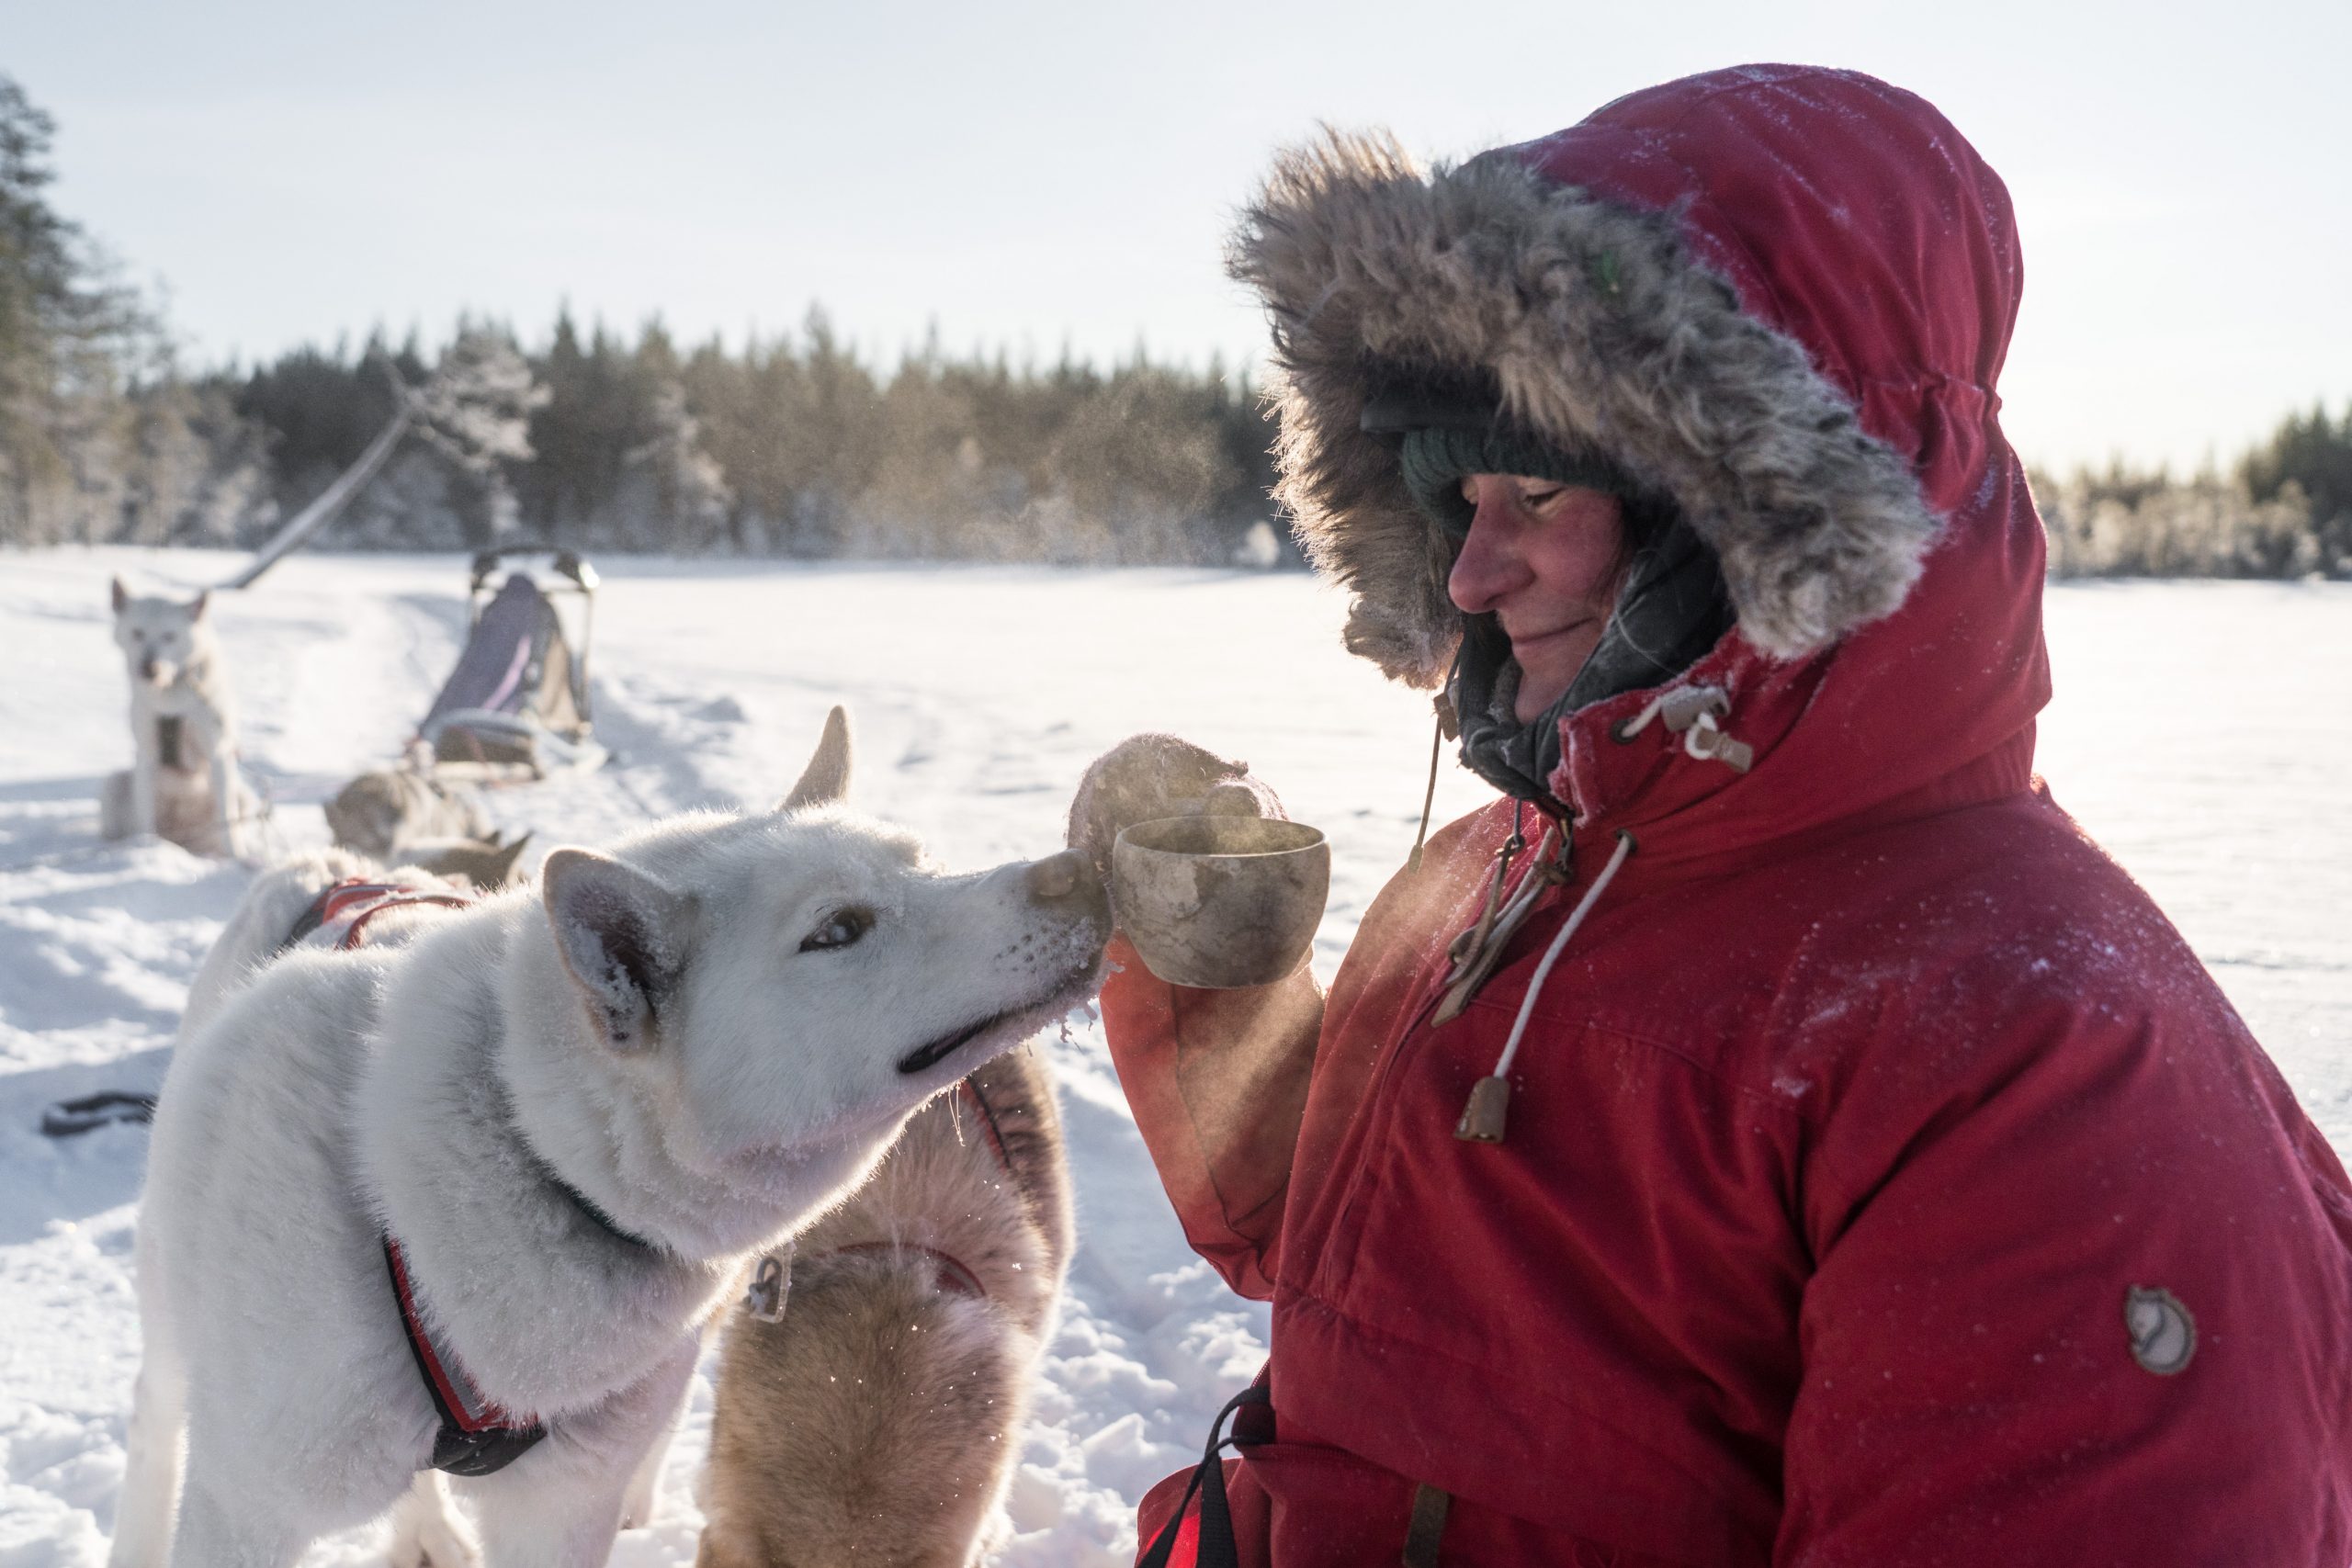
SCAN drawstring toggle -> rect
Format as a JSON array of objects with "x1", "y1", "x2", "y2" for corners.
[{"x1": 1455, "y1": 1076, "x2": 1511, "y2": 1143}]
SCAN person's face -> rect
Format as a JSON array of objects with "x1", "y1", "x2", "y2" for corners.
[{"x1": 1447, "y1": 474, "x2": 1628, "y2": 723}]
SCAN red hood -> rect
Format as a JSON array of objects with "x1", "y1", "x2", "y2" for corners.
[{"x1": 1518, "y1": 67, "x2": 2052, "y2": 869}]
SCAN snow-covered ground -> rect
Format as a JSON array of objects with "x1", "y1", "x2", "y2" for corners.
[{"x1": 3, "y1": 548, "x2": 2346, "y2": 1563}]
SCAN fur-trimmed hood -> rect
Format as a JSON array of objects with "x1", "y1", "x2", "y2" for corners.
[{"x1": 1230, "y1": 65, "x2": 2019, "y2": 693}]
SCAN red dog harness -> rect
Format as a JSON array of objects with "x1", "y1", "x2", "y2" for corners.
[
  {"x1": 278, "y1": 877, "x2": 548, "y2": 1475},
  {"x1": 277, "y1": 877, "x2": 474, "y2": 954},
  {"x1": 383, "y1": 1238, "x2": 548, "y2": 1475}
]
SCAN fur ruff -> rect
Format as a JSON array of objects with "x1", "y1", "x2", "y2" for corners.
[{"x1": 1227, "y1": 130, "x2": 1941, "y2": 687}]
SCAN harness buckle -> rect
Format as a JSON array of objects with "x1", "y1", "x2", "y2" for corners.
[{"x1": 743, "y1": 1244, "x2": 794, "y2": 1324}]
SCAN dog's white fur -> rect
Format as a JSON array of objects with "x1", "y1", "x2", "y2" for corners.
[
  {"x1": 100, "y1": 579, "x2": 259, "y2": 860},
  {"x1": 169, "y1": 845, "x2": 523, "y2": 1563},
  {"x1": 176, "y1": 846, "x2": 467, "y2": 1042},
  {"x1": 111, "y1": 710, "x2": 1110, "y2": 1567}
]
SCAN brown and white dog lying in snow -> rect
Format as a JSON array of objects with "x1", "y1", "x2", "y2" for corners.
[
  {"x1": 696, "y1": 1042, "x2": 1076, "y2": 1568},
  {"x1": 324, "y1": 761, "x2": 527, "y2": 889}
]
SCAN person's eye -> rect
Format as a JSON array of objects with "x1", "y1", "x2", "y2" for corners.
[
  {"x1": 1521, "y1": 483, "x2": 1568, "y2": 511},
  {"x1": 798, "y1": 907, "x2": 873, "y2": 953}
]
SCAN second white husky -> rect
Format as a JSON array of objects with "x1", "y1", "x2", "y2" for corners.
[
  {"x1": 111, "y1": 709, "x2": 1111, "y2": 1567},
  {"x1": 100, "y1": 578, "x2": 259, "y2": 859}
]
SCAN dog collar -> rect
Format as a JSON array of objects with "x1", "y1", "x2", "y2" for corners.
[
  {"x1": 382, "y1": 1237, "x2": 547, "y2": 1476},
  {"x1": 514, "y1": 1129, "x2": 665, "y2": 1254}
]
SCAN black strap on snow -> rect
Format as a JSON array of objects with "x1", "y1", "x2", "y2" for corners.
[
  {"x1": 39, "y1": 1090, "x2": 157, "y2": 1137},
  {"x1": 1136, "y1": 1382, "x2": 1273, "y2": 1568}
]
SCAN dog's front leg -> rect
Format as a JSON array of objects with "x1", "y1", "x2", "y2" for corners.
[
  {"x1": 167, "y1": 1469, "x2": 309, "y2": 1568},
  {"x1": 384, "y1": 1472, "x2": 478, "y2": 1568},
  {"x1": 185, "y1": 704, "x2": 247, "y2": 860},
  {"x1": 463, "y1": 1343, "x2": 696, "y2": 1567},
  {"x1": 205, "y1": 744, "x2": 250, "y2": 861},
  {"x1": 616, "y1": 1349, "x2": 696, "y2": 1532},
  {"x1": 107, "y1": 1348, "x2": 187, "y2": 1568}
]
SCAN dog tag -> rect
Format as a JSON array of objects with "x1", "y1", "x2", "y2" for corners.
[{"x1": 743, "y1": 1245, "x2": 794, "y2": 1324}]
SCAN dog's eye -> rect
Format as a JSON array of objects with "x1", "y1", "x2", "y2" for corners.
[{"x1": 798, "y1": 908, "x2": 873, "y2": 953}]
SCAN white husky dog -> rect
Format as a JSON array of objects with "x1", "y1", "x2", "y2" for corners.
[
  {"x1": 111, "y1": 709, "x2": 1111, "y2": 1568},
  {"x1": 100, "y1": 579, "x2": 259, "y2": 860}
]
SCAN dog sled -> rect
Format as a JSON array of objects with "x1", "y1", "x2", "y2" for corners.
[{"x1": 420, "y1": 547, "x2": 605, "y2": 782}]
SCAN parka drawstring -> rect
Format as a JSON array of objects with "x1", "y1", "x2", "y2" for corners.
[
  {"x1": 1407, "y1": 716, "x2": 1444, "y2": 874},
  {"x1": 1439, "y1": 683, "x2": 1730, "y2": 1137},
  {"x1": 1432, "y1": 815, "x2": 1562, "y2": 1025},
  {"x1": 1455, "y1": 829, "x2": 1636, "y2": 1145},
  {"x1": 1407, "y1": 695, "x2": 1462, "y2": 874}
]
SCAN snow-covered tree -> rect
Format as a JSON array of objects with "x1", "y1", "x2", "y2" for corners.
[{"x1": 411, "y1": 324, "x2": 548, "y2": 542}]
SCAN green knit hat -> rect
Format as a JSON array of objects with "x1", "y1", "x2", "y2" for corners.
[
  {"x1": 1360, "y1": 375, "x2": 1641, "y2": 536},
  {"x1": 1396, "y1": 423, "x2": 1642, "y2": 537}
]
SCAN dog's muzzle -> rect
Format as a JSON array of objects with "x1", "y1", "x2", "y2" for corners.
[{"x1": 894, "y1": 851, "x2": 1109, "y2": 1075}]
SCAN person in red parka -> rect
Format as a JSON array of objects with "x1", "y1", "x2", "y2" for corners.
[{"x1": 1064, "y1": 64, "x2": 2352, "y2": 1567}]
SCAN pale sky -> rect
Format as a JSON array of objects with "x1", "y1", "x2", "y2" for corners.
[{"x1": 11, "y1": 0, "x2": 2348, "y2": 473}]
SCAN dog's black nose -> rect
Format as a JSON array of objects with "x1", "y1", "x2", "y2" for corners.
[{"x1": 1024, "y1": 849, "x2": 1107, "y2": 919}]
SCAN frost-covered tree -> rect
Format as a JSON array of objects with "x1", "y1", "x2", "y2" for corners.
[
  {"x1": 2243, "y1": 402, "x2": 2352, "y2": 575},
  {"x1": 0, "y1": 73, "x2": 148, "y2": 544},
  {"x1": 629, "y1": 378, "x2": 731, "y2": 551},
  {"x1": 411, "y1": 324, "x2": 547, "y2": 543}
]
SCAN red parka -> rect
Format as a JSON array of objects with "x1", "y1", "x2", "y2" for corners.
[{"x1": 1102, "y1": 67, "x2": 2352, "y2": 1566}]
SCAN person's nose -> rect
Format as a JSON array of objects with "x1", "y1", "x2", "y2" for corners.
[{"x1": 1447, "y1": 493, "x2": 1528, "y2": 615}]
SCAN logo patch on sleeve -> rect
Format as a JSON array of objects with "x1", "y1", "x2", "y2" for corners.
[{"x1": 2124, "y1": 1286, "x2": 2196, "y2": 1376}]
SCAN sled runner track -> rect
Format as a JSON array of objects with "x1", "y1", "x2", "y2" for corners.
[{"x1": 391, "y1": 590, "x2": 459, "y2": 704}]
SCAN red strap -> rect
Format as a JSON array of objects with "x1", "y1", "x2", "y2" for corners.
[
  {"x1": 287, "y1": 878, "x2": 472, "y2": 954},
  {"x1": 385, "y1": 1237, "x2": 532, "y2": 1434},
  {"x1": 337, "y1": 890, "x2": 473, "y2": 951}
]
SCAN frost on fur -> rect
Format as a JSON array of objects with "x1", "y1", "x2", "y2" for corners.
[{"x1": 542, "y1": 848, "x2": 691, "y2": 1049}]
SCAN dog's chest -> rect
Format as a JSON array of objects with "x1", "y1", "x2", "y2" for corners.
[{"x1": 145, "y1": 706, "x2": 217, "y2": 771}]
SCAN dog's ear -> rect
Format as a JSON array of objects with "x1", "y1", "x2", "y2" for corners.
[
  {"x1": 188, "y1": 590, "x2": 209, "y2": 620},
  {"x1": 481, "y1": 831, "x2": 532, "y2": 888},
  {"x1": 542, "y1": 848, "x2": 693, "y2": 1052},
  {"x1": 778, "y1": 705, "x2": 853, "y2": 811},
  {"x1": 110, "y1": 577, "x2": 128, "y2": 615}
]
